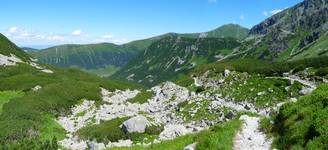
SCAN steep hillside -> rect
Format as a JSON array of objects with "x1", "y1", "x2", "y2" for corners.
[
  {"x1": 0, "y1": 33, "x2": 31, "y2": 62},
  {"x1": 0, "y1": 34, "x2": 140, "y2": 149},
  {"x1": 30, "y1": 24, "x2": 248, "y2": 77},
  {"x1": 113, "y1": 34, "x2": 240, "y2": 86},
  {"x1": 30, "y1": 43, "x2": 142, "y2": 77},
  {"x1": 230, "y1": 0, "x2": 328, "y2": 61},
  {"x1": 21, "y1": 47, "x2": 39, "y2": 52},
  {"x1": 290, "y1": 32, "x2": 328, "y2": 60}
]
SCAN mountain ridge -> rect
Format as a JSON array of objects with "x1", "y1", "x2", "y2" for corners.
[
  {"x1": 30, "y1": 24, "x2": 248, "y2": 77},
  {"x1": 230, "y1": 0, "x2": 328, "y2": 61}
]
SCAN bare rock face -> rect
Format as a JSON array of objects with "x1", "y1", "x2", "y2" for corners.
[
  {"x1": 121, "y1": 115, "x2": 150, "y2": 133},
  {"x1": 246, "y1": 0, "x2": 328, "y2": 59}
]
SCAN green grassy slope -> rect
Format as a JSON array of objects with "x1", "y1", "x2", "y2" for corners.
[
  {"x1": 0, "y1": 34, "x2": 142, "y2": 149},
  {"x1": 30, "y1": 24, "x2": 248, "y2": 78},
  {"x1": 180, "y1": 24, "x2": 249, "y2": 40},
  {"x1": 113, "y1": 35, "x2": 240, "y2": 86},
  {"x1": 109, "y1": 119, "x2": 242, "y2": 150},
  {"x1": 0, "y1": 91, "x2": 24, "y2": 114},
  {"x1": 290, "y1": 32, "x2": 328, "y2": 60},
  {"x1": 31, "y1": 43, "x2": 141, "y2": 69},
  {"x1": 0, "y1": 64, "x2": 141, "y2": 149},
  {"x1": 262, "y1": 84, "x2": 328, "y2": 150},
  {"x1": 29, "y1": 37, "x2": 157, "y2": 78},
  {"x1": 0, "y1": 33, "x2": 31, "y2": 61}
]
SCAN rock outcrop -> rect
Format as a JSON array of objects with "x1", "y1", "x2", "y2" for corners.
[{"x1": 121, "y1": 116, "x2": 150, "y2": 133}]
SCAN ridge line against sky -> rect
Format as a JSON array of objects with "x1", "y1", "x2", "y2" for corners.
[{"x1": 0, "y1": 0, "x2": 302, "y2": 48}]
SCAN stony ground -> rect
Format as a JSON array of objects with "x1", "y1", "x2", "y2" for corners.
[
  {"x1": 55, "y1": 69, "x2": 318, "y2": 150},
  {"x1": 0, "y1": 53, "x2": 53, "y2": 73},
  {"x1": 233, "y1": 115, "x2": 272, "y2": 150}
]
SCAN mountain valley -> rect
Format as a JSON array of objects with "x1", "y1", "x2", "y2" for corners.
[{"x1": 0, "y1": 0, "x2": 327, "y2": 150}]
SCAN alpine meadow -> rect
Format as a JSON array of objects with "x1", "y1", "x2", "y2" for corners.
[{"x1": 0, "y1": 0, "x2": 327, "y2": 150}]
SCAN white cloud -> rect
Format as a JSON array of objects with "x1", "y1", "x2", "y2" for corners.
[
  {"x1": 208, "y1": 0, "x2": 217, "y2": 3},
  {"x1": 240, "y1": 14, "x2": 245, "y2": 21},
  {"x1": 71, "y1": 29, "x2": 83, "y2": 36},
  {"x1": 270, "y1": 9, "x2": 283, "y2": 15},
  {"x1": 263, "y1": 11, "x2": 269, "y2": 16},
  {"x1": 2, "y1": 26, "x2": 130, "y2": 45},
  {"x1": 8, "y1": 27, "x2": 19, "y2": 33},
  {"x1": 263, "y1": 8, "x2": 286, "y2": 17},
  {"x1": 94, "y1": 34, "x2": 128, "y2": 44},
  {"x1": 102, "y1": 34, "x2": 114, "y2": 39}
]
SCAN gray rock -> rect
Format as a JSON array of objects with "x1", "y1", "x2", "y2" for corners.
[
  {"x1": 159, "y1": 124, "x2": 191, "y2": 140},
  {"x1": 225, "y1": 111, "x2": 235, "y2": 119},
  {"x1": 299, "y1": 86, "x2": 312, "y2": 95},
  {"x1": 184, "y1": 143, "x2": 197, "y2": 150},
  {"x1": 121, "y1": 115, "x2": 150, "y2": 133},
  {"x1": 224, "y1": 69, "x2": 231, "y2": 77},
  {"x1": 87, "y1": 141, "x2": 106, "y2": 150},
  {"x1": 244, "y1": 105, "x2": 251, "y2": 110}
]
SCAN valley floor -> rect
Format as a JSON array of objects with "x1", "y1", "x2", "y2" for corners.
[{"x1": 53, "y1": 69, "x2": 319, "y2": 150}]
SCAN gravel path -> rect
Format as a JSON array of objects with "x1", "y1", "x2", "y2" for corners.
[{"x1": 233, "y1": 115, "x2": 272, "y2": 150}]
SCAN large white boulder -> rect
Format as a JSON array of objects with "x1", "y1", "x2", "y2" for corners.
[{"x1": 121, "y1": 115, "x2": 150, "y2": 133}]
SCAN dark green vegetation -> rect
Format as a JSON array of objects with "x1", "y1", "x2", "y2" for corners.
[
  {"x1": 0, "y1": 33, "x2": 144, "y2": 149},
  {"x1": 0, "y1": 33, "x2": 31, "y2": 61},
  {"x1": 40, "y1": 114, "x2": 67, "y2": 142},
  {"x1": 113, "y1": 35, "x2": 240, "y2": 86},
  {"x1": 109, "y1": 119, "x2": 241, "y2": 150},
  {"x1": 1, "y1": 0, "x2": 328, "y2": 149},
  {"x1": 77, "y1": 117, "x2": 163, "y2": 144},
  {"x1": 21, "y1": 47, "x2": 39, "y2": 52},
  {"x1": 193, "y1": 57, "x2": 328, "y2": 77},
  {"x1": 261, "y1": 84, "x2": 328, "y2": 150},
  {"x1": 113, "y1": 0, "x2": 328, "y2": 87},
  {"x1": 0, "y1": 64, "x2": 139, "y2": 149},
  {"x1": 30, "y1": 24, "x2": 248, "y2": 78},
  {"x1": 179, "y1": 24, "x2": 249, "y2": 40},
  {"x1": 127, "y1": 90, "x2": 154, "y2": 104},
  {"x1": 0, "y1": 91, "x2": 24, "y2": 114},
  {"x1": 214, "y1": 74, "x2": 302, "y2": 107},
  {"x1": 291, "y1": 33, "x2": 328, "y2": 60},
  {"x1": 30, "y1": 43, "x2": 143, "y2": 77},
  {"x1": 29, "y1": 37, "x2": 160, "y2": 77},
  {"x1": 85, "y1": 65, "x2": 120, "y2": 77}
]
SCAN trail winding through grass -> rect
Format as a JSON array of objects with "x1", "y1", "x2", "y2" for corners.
[{"x1": 233, "y1": 115, "x2": 272, "y2": 150}]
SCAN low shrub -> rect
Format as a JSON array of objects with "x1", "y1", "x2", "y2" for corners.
[
  {"x1": 271, "y1": 84, "x2": 328, "y2": 149},
  {"x1": 128, "y1": 90, "x2": 154, "y2": 104}
]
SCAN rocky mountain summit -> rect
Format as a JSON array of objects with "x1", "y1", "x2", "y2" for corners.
[
  {"x1": 249, "y1": 0, "x2": 328, "y2": 36},
  {"x1": 232, "y1": 0, "x2": 328, "y2": 60}
]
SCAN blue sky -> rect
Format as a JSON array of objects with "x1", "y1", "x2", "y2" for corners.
[{"x1": 0, "y1": 0, "x2": 302, "y2": 47}]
